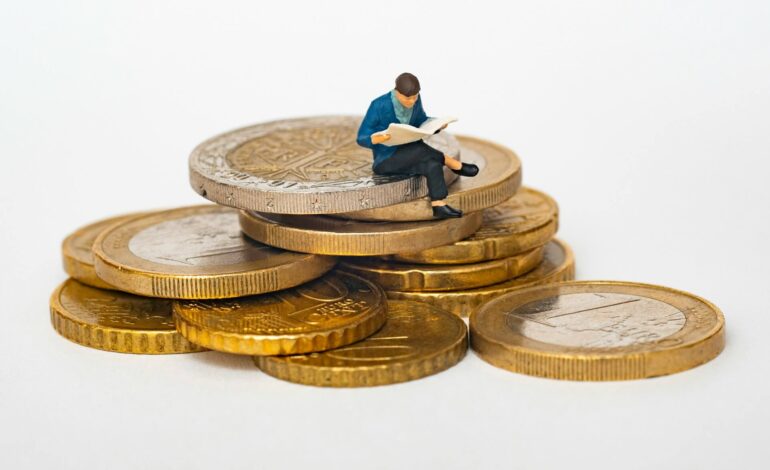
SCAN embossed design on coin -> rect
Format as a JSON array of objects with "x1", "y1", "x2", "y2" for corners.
[{"x1": 256, "y1": 300, "x2": 468, "y2": 387}]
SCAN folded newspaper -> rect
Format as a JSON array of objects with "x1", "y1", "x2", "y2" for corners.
[{"x1": 373, "y1": 117, "x2": 458, "y2": 146}]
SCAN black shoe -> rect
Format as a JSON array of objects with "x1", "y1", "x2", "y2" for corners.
[
  {"x1": 451, "y1": 162, "x2": 479, "y2": 177},
  {"x1": 432, "y1": 204, "x2": 463, "y2": 219}
]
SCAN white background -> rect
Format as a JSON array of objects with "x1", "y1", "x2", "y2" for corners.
[{"x1": 2, "y1": 1, "x2": 768, "y2": 468}]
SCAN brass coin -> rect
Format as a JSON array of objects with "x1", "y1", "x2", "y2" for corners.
[
  {"x1": 50, "y1": 279, "x2": 204, "y2": 354},
  {"x1": 340, "y1": 135, "x2": 522, "y2": 221},
  {"x1": 62, "y1": 212, "x2": 143, "y2": 289},
  {"x1": 256, "y1": 300, "x2": 467, "y2": 387},
  {"x1": 387, "y1": 239, "x2": 575, "y2": 317},
  {"x1": 189, "y1": 115, "x2": 460, "y2": 214},
  {"x1": 338, "y1": 246, "x2": 544, "y2": 292},
  {"x1": 93, "y1": 205, "x2": 336, "y2": 299},
  {"x1": 173, "y1": 271, "x2": 387, "y2": 355},
  {"x1": 470, "y1": 281, "x2": 725, "y2": 381},
  {"x1": 238, "y1": 210, "x2": 483, "y2": 256},
  {"x1": 383, "y1": 187, "x2": 558, "y2": 264}
]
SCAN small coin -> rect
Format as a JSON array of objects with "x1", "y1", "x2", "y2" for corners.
[
  {"x1": 386, "y1": 239, "x2": 575, "y2": 317},
  {"x1": 173, "y1": 271, "x2": 387, "y2": 355},
  {"x1": 189, "y1": 116, "x2": 460, "y2": 214},
  {"x1": 50, "y1": 279, "x2": 205, "y2": 354},
  {"x1": 93, "y1": 205, "x2": 336, "y2": 299},
  {"x1": 61, "y1": 212, "x2": 144, "y2": 289},
  {"x1": 470, "y1": 280, "x2": 725, "y2": 381},
  {"x1": 256, "y1": 300, "x2": 467, "y2": 387},
  {"x1": 382, "y1": 187, "x2": 558, "y2": 264},
  {"x1": 338, "y1": 246, "x2": 544, "y2": 292},
  {"x1": 339, "y1": 135, "x2": 522, "y2": 221},
  {"x1": 238, "y1": 210, "x2": 483, "y2": 256}
]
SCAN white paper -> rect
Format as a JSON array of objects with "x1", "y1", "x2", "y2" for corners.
[{"x1": 373, "y1": 116, "x2": 458, "y2": 146}]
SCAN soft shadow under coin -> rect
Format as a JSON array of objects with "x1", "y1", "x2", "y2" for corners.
[{"x1": 189, "y1": 351, "x2": 256, "y2": 371}]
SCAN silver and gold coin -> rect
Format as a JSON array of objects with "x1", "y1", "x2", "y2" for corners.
[
  {"x1": 93, "y1": 205, "x2": 336, "y2": 299},
  {"x1": 470, "y1": 280, "x2": 726, "y2": 381},
  {"x1": 189, "y1": 115, "x2": 460, "y2": 214},
  {"x1": 340, "y1": 135, "x2": 522, "y2": 222},
  {"x1": 238, "y1": 210, "x2": 483, "y2": 256},
  {"x1": 338, "y1": 246, "x2": 543, "y2": 292},
  {"x1": 383, "y1": 187, "x2": 558, "y2": 264},
  {"x1": 50, "y1": 279, "x2": 204, "y2": 354},
  {"x1": 256, "y1": 300, "x2": 467, "y2": 387},
  {"x1": 386, "y1": 239, "x2": 575, "y2": 317},
  {"x1": 173, "y1": 271, "x2": 386, "y2": 356}
]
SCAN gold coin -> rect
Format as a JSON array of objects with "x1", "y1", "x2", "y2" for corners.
[
  {"x1": 339, "y1": 135, "x2": 522, "y2": 221},
  {"x1": 173, "y1": 271, "x2": 386, "y2": 355},
  {"x1": 93, "y1": 205, "x2": 336, "y2": 299},
  {"x1": 61, "y1": 212, "x2": 143, "y2": 289},
  {"x1": 470, "y1": 280, "x2": 725, "y2": 381},
  {"x1": 338, "y1": 246, "x2": 544, "y2": 292},
  {"x1": 50, "y1": 279, "x2": 205, "y2": 354},
  {"x1": 386, "y1": 239, "x2": 575, "y2": 317},
  {"x1": 383, "y1": 187, "x2": 558, "y2": 264},
  {"x1": 238, "y1": 210, "x2": 483, "y2": 256},
  {"x1": 256, "y1": 300, "x2": 467, "y2": 387}
]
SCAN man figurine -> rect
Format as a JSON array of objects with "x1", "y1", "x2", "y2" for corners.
[{"x1": 357, "y1": 73, "x2": 479, "y2": 219}]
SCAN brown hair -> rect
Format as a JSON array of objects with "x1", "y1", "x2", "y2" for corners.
[{"x1": 395, "y1": 73, "x2": 420, "y2": 96}]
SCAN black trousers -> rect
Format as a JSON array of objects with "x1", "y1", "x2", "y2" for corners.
[{"x1": 373, "y1": 141, "x2": 448, "y2": 201}]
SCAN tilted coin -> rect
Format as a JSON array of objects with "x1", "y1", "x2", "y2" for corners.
[
  {"x1": 339, "y1": 135, "x2": 522, "y2": 222},
  {"x1": 93, "y1": 205, "x2": 336, "y2": 299},
  {"x1": 50, "y1": 279, "x2": 204, "y2": 354},
  {"x1": 173, "y1": 271, "x2": 387, "y2": 355},
  {"x1": 238, "y1": 210, "x2": 483, "y2": 256},
  {"x1": 338, "y1": 246, "x2": 544, "y2": 292},
  {"x1": 387, "y1": 239, "x2": 575, "y2": 317},
  {"x1": 62, "y1": 212, "x2": 143, "y2": 289},
  {"x1": 383, "y1": 187, "x2": 558, "y2": 264},
  {"x1": 470, "y1": 281, "x2": 725, "y2": 381},
  {"x1": 256, "y1": 300, "x2": 467, "y2": 387},
  {"x1": 189, "y1": 115, "x2": 460, "y2": 214}
]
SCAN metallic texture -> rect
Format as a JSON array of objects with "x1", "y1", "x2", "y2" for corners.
[
  {"x1": 173, "y1": 271, "x2": 387, "y2": 355},
  {"x1": 49, "y1": 279, "x2": 205, "y2": 354},
  {"x1": 256, "y1": 300, "x2": 467, "y2": 387},
  {"x1": 238, "y1": 209, "x2": 483, "y2": 256},
  {"x1": 470, "y1": 281, "x2": 725, "y2": 381},
  {"x1": 189, "y1": 115, "x2": 460, "y2": 214},
  {"x1": 386, "y1": 239, "x2": 575, "y2": 317},
  {"x1": 92, "y1": 205, "x2": 336, "y2": 299}
]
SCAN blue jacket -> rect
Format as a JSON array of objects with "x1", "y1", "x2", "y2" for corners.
[{"x1": 357, "y1": 91, "x2": 429, "y2": 169}]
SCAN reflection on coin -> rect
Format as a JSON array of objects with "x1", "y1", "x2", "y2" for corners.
[
  {"x1": 173, "y1": 271, "x2": 387, "y2": 355},
  {"x1": 50, "y1": 279, "x2": 205, "y2": 354},
  {"x1": 239, "y1": 210, "x2": 483, "y2": 256},
  {"x1": 387, "y1": 239, "x2": 575, "y2": 317},
  {"x1": 93, "y1": 205, "x2": 336, "y2": 299},
  {"x1": 340, "y1": 135, "x2": 522, "y2": 221},
  {"x1": 384, "y1": 187, "x2": 558, "y2": 264},
  {"x1": 338, "y1": 246, "x2": 543, "y2": 292},
  {"x1": 189, "y1": 116, "x2": 460, "y2": 214},
  {"x1": 470, "y1": 281, "x2": 725, "y2": 380},
  {"x1": 256, "y1": 300, "x2": 467, "y2": 387},
  {"x1": 61, "y1": 212, "x2": 145, "y2": 289}
]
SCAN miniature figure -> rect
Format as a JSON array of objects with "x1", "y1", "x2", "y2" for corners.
[{"x1": 357, "y1": 73, "x2": 479, "y2": 219}]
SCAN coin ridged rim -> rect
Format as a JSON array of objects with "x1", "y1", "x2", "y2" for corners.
[
  {"x1": 385, "y1": 239, "x2": 575, "y2": 317},
  {"x1": 92, "y1": 205, "x2": 338, "y2": 299},
  {"x1": 189, "y1": 115, "x2": 460, "y2": 214},
  {"x1": 338, "y1": 246, "x2": 544, "y2": 292},
  {"x1": 172, "y1": 273, "x2": 388, "y2": 355},
  {"x1": 255, "y1": 301, "x2": 468, "y2": 387},
  {"x1": 339, "y1": 135, "x2": 522, "y2": 221},
  {"x1": 469, "y1": 280, "x2": 726, "y2": 381},
  {"x1": 238, "y1": 210, "x2": 484, "y2": 256},
  {"x1": 49, "y1": 279, "x2": 205, "y2": 354}
]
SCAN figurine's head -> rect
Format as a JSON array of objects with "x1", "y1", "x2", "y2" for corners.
[{"x1": 395, "y1": 73, "x2": 420, "y2": 108}]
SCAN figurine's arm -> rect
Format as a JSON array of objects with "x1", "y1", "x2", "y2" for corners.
[
  {"x1": 413, "y1": 99, "x2": 429, "y2": 128},
  {"x1": 357, "y1": 101, "x2": 390, "y2": 147}
]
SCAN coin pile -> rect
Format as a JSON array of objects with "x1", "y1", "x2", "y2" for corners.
[{"x1": 50, "y1": 116, "x2": 725, "y2": 384}]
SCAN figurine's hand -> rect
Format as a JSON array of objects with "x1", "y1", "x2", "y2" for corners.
[{"x1": 371, "y1": 133, "x2": 391, "y2": 145}]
